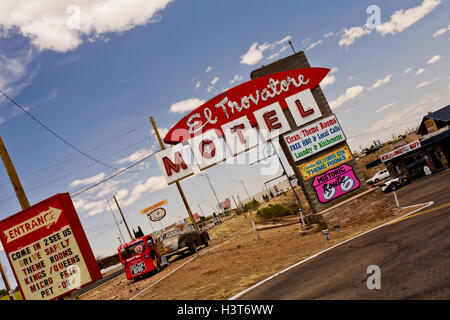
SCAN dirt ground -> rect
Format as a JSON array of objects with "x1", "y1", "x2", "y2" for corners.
[{"x1": 79, "y1": 204, "x2": 422, "y2": 300}]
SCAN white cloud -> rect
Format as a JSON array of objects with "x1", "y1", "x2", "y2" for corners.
[
  {"x1": 433, "y1": 24, "x2": 450, "y2": 37},
  {"x1": 416, "y1": 77, "x2": 439, "y2": 88},
  {"x1": 324, "y1": 32, "x2": 335, "y2": 38},
  {"x1": 376, "y1": 102, "x2": 395, "y2": 113},
  {"x1": 240, "y1": 42, "x2": 271, "y2": 65},
  {"x1": 302, "y1": 38, "x2": 311, "y2": 45},
  {"x1": 305, "y1": 40, "x2": 323, "y2": 51},
  {"x1": 205, "y1": 66, "x2": 212, "y2": 73},
  {"x1": 169, "y1": 98, "x2": 205, "y2": 113},
  {"x1": 275, "y1": 36, "x2": 291, "y2": 45},
  {"x1": 375, "y1": 0, "x2": 442, "y2": 36},
  {"x1": 403, "y1": 67, "x2": 413, "y2": 74},
  {"x1": 230, "y1": 74, "x2": 243, "y2": 84},
  {"x1": 426, "y1": 55, "x2": 441, "y2": 64},
  {"x1": 320, "y1": 75, "x2": 335, "y2": 88},
  {"x1": 339, "y1": 0, "x2": 441, "y2": 47},
  {"x1": 329, "y1": 67, "x2": 339, "y2": 74},
  {"x1": 0, "y1": 0, "x2": 173, "y2": 53},
  {"x1": 69, "y1": 172, "x2": 106, "y2": 188},
  {"x1": 75, "y1": 198, "x2": 108, "y2": 216},
  {"x1": 329, "y1": 85, "x2": 364, "y2": 109},
  {"x1": 368, "y1": 74, "x2": 392, "y2": 90},
  {"x1": 195, "y1": 80, "x2": 201, "y2": 89},
  {"x1": 210, "y1": 77, "x2": 220, "y2": 85},
  {"x1": 338, "y1": 26, "x2": 372, "y2": 47},
  {"x1": 416, "y1": 68, "x2": 426, "y2": 76},
  {"x1": 266, "y1": 45, "x2": 289, "y2": 60},
  {"x1": 120, "y1": 175, "x2": 167, "y2": 207},
  {"x1": 114, "y1": 148, "x2": 151, "y2": 165}
]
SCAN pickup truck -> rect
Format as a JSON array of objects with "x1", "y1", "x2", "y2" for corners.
[
  {"x1": 160, "y1": 223, "x2": 210, "y2": 258},
  {"x1": 367, "y1": 169, "x2": 390, "y2": 185}
]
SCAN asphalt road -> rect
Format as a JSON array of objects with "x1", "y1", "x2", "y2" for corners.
[{"x1": 239, "y1": 169, "x2": 450, "y2": 299}]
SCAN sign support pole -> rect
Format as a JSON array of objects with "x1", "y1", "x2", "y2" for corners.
[
  {"x1": 113, "y1": 195, "x2": 134, "y2": 241},
  {"x1": 149, "y1": 116, "x2": 199, "y2": 231},
  {"x1": 269, "y1": 140, "x2": 307, "y2": 229},
  {"x1": 0, "y1": 136, "x2": 31, "y2": 300}
]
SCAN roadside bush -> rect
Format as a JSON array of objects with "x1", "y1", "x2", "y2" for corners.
[{"x1": 256, "y1": 203, "x2": 299, "y2": 219}]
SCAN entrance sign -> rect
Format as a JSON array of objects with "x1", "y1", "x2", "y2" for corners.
[
  {"x1": 380, "y1": 141, "x2": 421, "y2": 162},
  {"x1": 312, "y1": 164, "x2": 360, "y2": 203},
  {"x1": 0, "y1": 193, "x2": 101, "y2": 300},
  {"x1": 148, "y1": 208, "x2": 166, "y2": 222},
  {"x1": 299, "y1": 146, "x2": 352, "y2": 180},
  {"x1": 140, "y1": 199, "x2": 168, "y2": 215},
  {"x1": 157, "y1": 68, "x2": 330, "y2": 184},
  {"x1": 283, "y1": 115, "x2": 346, "y2": 161}
]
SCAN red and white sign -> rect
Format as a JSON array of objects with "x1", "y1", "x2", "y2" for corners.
[
  {"x1": 0, "y1": 193, "x2": 101, "y2": 300},
  {"x1": 157, "y1": 68, "x2": 329, "y2": 184},
  {"x1": 164, "y1": 68, "x2": 328, "y2": 145},
  {"x1": 380, "y1": 140, "x2": 421, "y2": 162},
  {"x1": 147, "y1": 207, "x2": 166, "y2": 222}
]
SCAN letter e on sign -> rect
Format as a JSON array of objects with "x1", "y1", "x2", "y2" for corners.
[
  {"x1": 155, "y1": 144, "x2": 195, "y2": 184},
  {"x1": 254, "y1": 102, "x2": 290, "y2": 142},
  {"x1": 285, "y1": 89, "x2": 322, "y2": 127}
]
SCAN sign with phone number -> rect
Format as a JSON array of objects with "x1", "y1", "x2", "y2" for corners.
[{"x1": 299, "y1": 146, "x2": 352, "y2": 180}]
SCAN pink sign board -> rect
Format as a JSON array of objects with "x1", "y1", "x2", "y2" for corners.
[{"x1": 312, "y1": 164, "x2": 360, "y2": 203}]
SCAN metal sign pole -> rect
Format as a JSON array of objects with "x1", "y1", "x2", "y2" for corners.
[{"x1": 149, "y1": 116, "x2": 199, "y2": 230}]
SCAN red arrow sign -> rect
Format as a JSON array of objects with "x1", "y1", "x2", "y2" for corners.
[{"x1": 164, "y1": 67, "x2": 330, "y2": 145}]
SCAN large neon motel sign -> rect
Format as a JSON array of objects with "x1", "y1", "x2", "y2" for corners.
[{"x1": 156, "y1": 68, "x2": 330, "y2": 185}]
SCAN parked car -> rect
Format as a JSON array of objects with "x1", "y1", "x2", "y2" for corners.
[
  {"x1": 160, "y1": 223, "x2": 210, "y2": 257},
  {"x1": 381, "y1": 176, "x2": 409, "y2": 193},
  {"x1": 367, "y1": 169, "x2": 390, "y2": 185}
]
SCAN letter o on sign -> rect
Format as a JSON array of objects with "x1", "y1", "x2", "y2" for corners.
[{"x1": 200, "y1": 139, "x2": 216, "y2": 158}]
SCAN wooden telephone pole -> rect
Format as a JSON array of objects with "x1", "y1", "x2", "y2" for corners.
[
  {"x1": 149, "y1": 116, "x2": 199, "y2": 230},
  {"x1": 0, "y1": 136, "x2": 30, "y2": 300},
  {"x1": 113, "y1": 196, "x2": 134, "y2": 241}
]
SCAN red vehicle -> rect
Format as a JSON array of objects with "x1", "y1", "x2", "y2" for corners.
[{"x1": 118, "y1": 234, "x2": 169, "y2": 281}]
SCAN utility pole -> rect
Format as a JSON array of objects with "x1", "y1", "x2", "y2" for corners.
[
  {"x1": 149, "y1": 116, "x2": 199, "y2": 230},
  {"x1": 198, "y1": 202, "x2": 205, "y2": 217},
  {"x1": 0, "y1": 136, "x2": 30, "y2": 210},
  {"x1": 201, "y1": 173, "x2": 222, "y2": 212},
  {"x1": 113, "y1": 196, "x2": 134, "y2": 241},
  {"x1": 107, "y1": 199, "x2": 125, "y2": 244},
  {"x1": 0, "y1": 136, "x2": 29, "y2": 300}
]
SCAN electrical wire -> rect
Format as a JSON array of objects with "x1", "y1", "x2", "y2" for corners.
[
  {"x1": 0, "y1": 137, "x2": 151, "y2": 203},
  {"x1": 0, "y1": 121, "x2": 149, "y2": 187},
  {"x1": 71, "y1": 148, "x2": 161, "y2": 197},
  {"x1": 0, "y1": 88, "x2": 118, "y2": 171}
]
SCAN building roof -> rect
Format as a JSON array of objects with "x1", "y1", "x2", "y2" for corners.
[
  {"x1": 417, "y1": 105, "x2": 450, "y2": 135},
  {"x1": 423, "y1": 105, "x2": 450, "y2": 122}
]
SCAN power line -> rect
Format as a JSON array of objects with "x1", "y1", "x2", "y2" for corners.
[
  {"x1": 71, "y1": 148, "x2": 161, "y2": 198},
  {"x1": 0, "y1": 122, "x2": 149, "y2": 187},
  {"x1": 0, "y1": 88, "x2": 118, "y2": 171},
  {"x1": 0, "y1": 137, "x2": 152, "y2": 203},
  {"x1": 347, "y1": 118, "x2": 421, "y2": 139}
]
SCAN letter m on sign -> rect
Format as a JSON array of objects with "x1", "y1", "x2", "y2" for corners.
[{"x1": 156, "y1": 145, "x2": 195, "y2": 185}]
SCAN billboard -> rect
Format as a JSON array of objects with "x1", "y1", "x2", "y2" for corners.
[
  {"x1": 380, "y1": 140, "x2": 421, "y2": 162},
  {"x1": 0, "y1": 193, "x2": 102, "y2": 300},
  {"x1": 299, "y1": 146, "x2": 352, "y2": 180},
  {"x1": 311, "y1": 164, "x2": 360, "y2": 203},
  {"x1": 283, "y1": 115, "x2": 346, "y2": 161}
]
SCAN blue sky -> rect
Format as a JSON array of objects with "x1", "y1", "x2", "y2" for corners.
[{"x1": 0, "y1": 0, "x2": 449, "y2": 288}]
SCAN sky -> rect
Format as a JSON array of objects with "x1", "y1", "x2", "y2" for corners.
[{"x1": 0, "y1": 0, "x2": 449, "y2": 289}]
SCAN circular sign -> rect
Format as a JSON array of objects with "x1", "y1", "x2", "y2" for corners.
[{"x1": 148, "y1": 207, "x2": 166, "y2": 222}]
